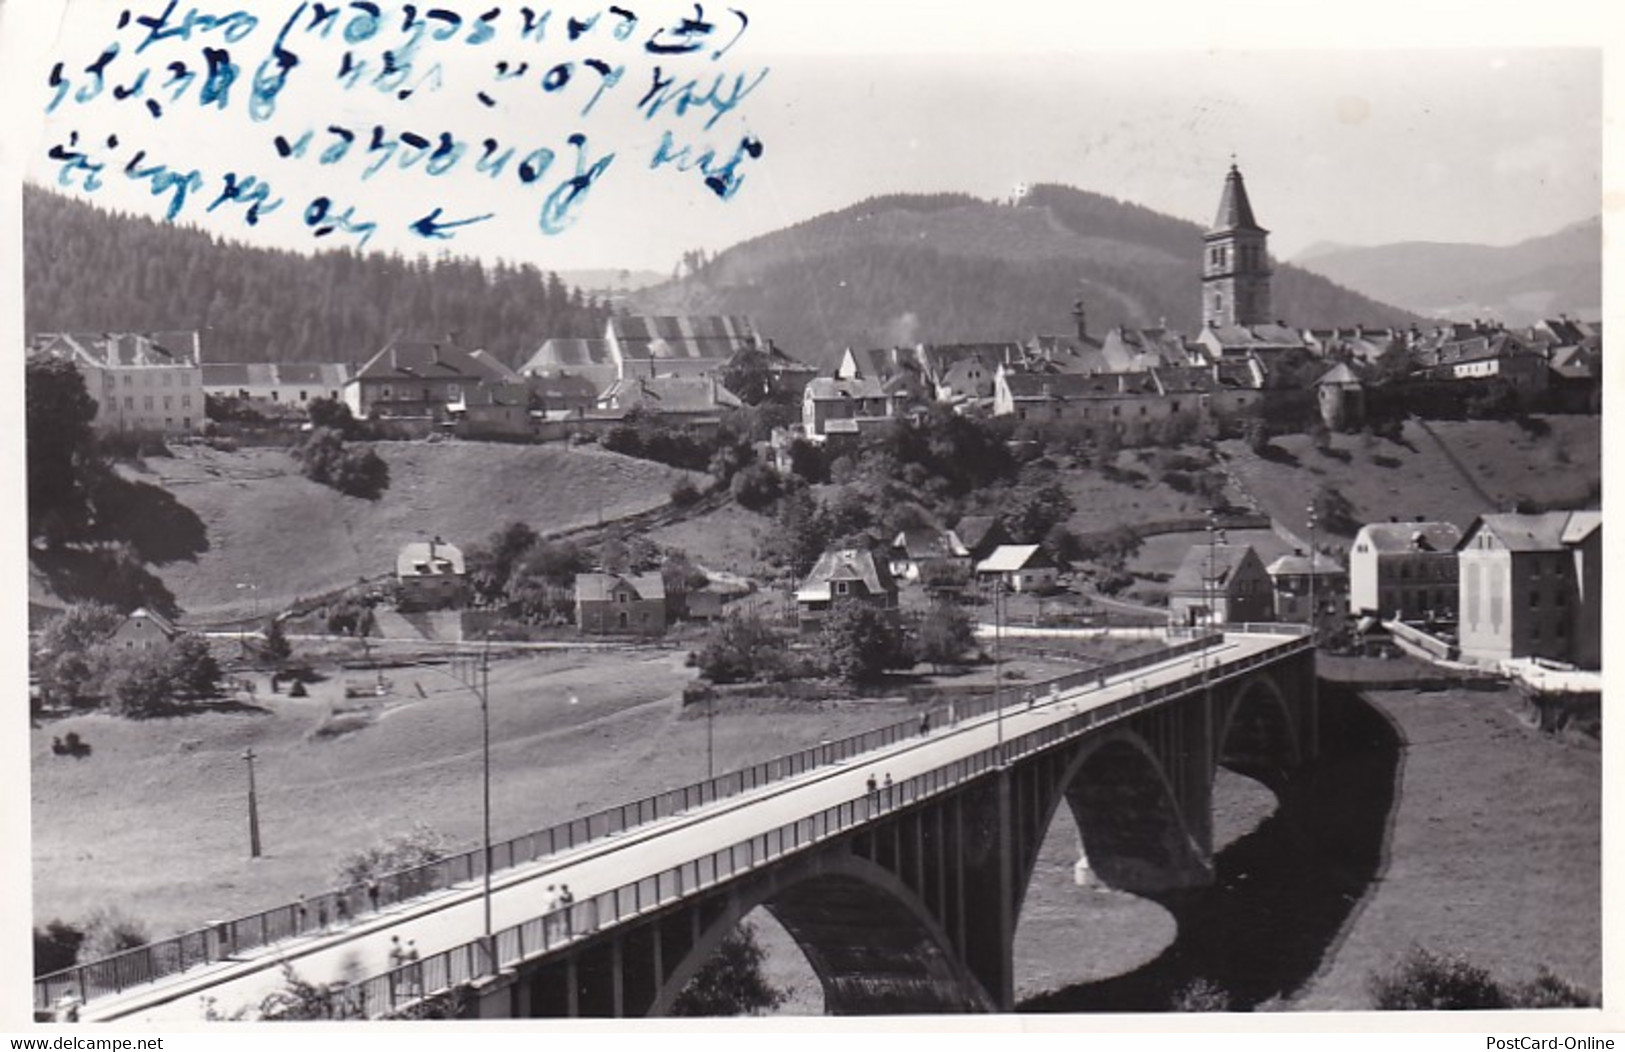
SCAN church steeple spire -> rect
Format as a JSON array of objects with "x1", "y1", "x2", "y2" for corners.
[
  {"x1": 1212, "y1": 163, "x2": 1265, "y2": 234},
  {"x1": 1202, "y1": 164, "x2": 1272, "y2": 329}
]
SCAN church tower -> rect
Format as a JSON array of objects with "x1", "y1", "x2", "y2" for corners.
[{"x1": 1202, "y1": 164, "x2": 1272, "y2": 329}]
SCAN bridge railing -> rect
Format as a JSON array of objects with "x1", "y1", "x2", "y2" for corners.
[
  {"x1": 38, "y1": 628, "x2": 1239, "y2": 1011},
  {"x1": 305, "y1": 633, "x2": 1312, "y2": 1019}
]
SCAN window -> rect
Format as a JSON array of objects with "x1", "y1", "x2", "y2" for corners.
[
  {"x1": 103, "y1": 373, "x2": 115, "y2": 387},
  {"x1": 183, "y1": 417, "x2": 191, "y2": 428},
  {"x1": 182, "y1": 395, "x2": 192, "y2": 408},
  {"x1": 163, "y1": 396, "x2": 172, "y2": 410},
  {"x1": 271, "y1": 391, "x2": 280, "y2": 402},
  {"x1": 448, "y1": 384, "x2": 461, "y2": 399},
  {"x1": 180, "y1": 373, "x2": 190, "y2": 385},
  {"x1": 124, "y1": 396, "x2": 134, "y2": 409},
  {"x1": 835, "y1": 581, "x2": 850, "y2": 596},
  {"x1": 300, "y1": 390, "x2": 308, "y2": 401},
  {"x1": 163, "y1": 373, "x2": 173, "y2": 387},
  {"x1": 123, "y1": 374, "x2": 132, "y2": 387},
  {"x1": 143, "y1": 396, "x2": 154, "y2": 410},
  {"x1": 1529, "y1": 591, "x2": 1540, "y2": 609}
]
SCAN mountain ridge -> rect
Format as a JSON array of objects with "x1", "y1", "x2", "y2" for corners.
[{"x1": 628, "y1": 184, "x2": 1431, "y2": 369}]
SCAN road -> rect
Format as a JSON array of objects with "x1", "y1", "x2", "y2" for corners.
[{"x1": 86, "y1": 632, "x2": 1287, "y2": 1022}]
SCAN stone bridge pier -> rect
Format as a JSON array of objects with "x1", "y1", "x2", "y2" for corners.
[{"x1": 471, "y1": 649, "x2": 1318, "y2": 1017}]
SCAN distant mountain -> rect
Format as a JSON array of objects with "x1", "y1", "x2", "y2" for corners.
[
  {"x1": 1291, "y1": 240, "x2": 1361, "y2": 263},
  {"x1": 1293, "y1": 218, "x2": 1601, "y2": 327},
  {"x1": 625, "y1": 185, "x2": 1428, "y2": 370},
  {"x1": 22, "y1": 185, "x2": 612, "y2": 366}
]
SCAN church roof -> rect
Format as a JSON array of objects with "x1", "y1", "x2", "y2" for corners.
[{"x1": 1210, "y1": 164, "x2": 1266, "y2": 235}]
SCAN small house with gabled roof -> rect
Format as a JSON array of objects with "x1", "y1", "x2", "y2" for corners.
[
  {"x1": 976, "y1": 544, "x2": 1058, "y2": 594},
  {"x1": 111, "y1": 607, "x2": 182, "y2": 652},
  {"x1": 795, "y1": 548, "x2": 898, "y2": 631},
  {"x1": 576, "y1": 573, "x2": 668, "y2": 636},
  {"x1": 1167, "y1": 542, "x2": 1273, "y2": 626}
]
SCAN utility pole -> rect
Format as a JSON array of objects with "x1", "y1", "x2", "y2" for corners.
[
  {"x1": 242, "y1": 749, "x2": 262, "y2": 859},
  {"x1": 480, "y1": 636, "x2": 493, "y2": 972},
  {"x1": 1307, "y1": 503, "x2": 1319, "y2": 639},
  {"x1": 994, "y1": 577, "x2": 1004, "y2": 759},
  {"x1": 706, "y1": 692, "x2": 715, "y2": 780}
]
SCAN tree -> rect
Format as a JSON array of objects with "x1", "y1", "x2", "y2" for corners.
[
  {"x1": 820, "y1": 601, "x2": 908, "y2": 685},
  {"x1": 33, "y1": 603, "x2": 121, "y2": 705},
  {"x1": 262, "y1": 618, "x2": 293, "y2": 662},
  {"x1": 26, "y1": 357, "x2": 103, "y2": 546},
  {"x1": 729, "y1": 462, "x2": 782, "y2": 512},
  {"x1": 697, "y1": 613, "x2": 786, "y2": 684},
  {"x1": 305, "y1": 396, "x2": 360, "y2": 437},
  {"x1": 670, "y1": 921, "x2": 789, "y2": 1016},
  {"x1": 105, "y1": 650, "x2": 179, "y2": 717},
  {"x1": 915, "y1": 601, "x2": 974, "y2": 671},
  {"x1": 166, "y1": 633, "x2": 221, "y2": 698}
]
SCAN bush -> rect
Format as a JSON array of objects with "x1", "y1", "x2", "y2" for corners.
[
  {"x1": 1367, "y1": 946, "x2": 1505, "y2": 1010},
  {"x1": 1170, "y1": 977, "x2": 1231, "y2": 1012},
  {"x1": 1506, "y1": 968, "x2": 1598, "y2": 1009},
  {"x1": 670, "y1": 477, "x2": 701, "y2": 508},
  {"x1": 34, "y1": 920, "x2": 85, "y2": 976},
  {"x1": 915, "y1": 601, "x2": 974, "y2": 670},
  {"x1": 78, "y1": 907, "x2": 150, "y2": 963},
  {"x1": 697, "y1": 614, "x2": 787, "y2": 684},
  {"x1": 334, "y1": 822, "x2": 454, "y2": 896},
  {"x1": 729, "y1": 462, "x2": 782, "y2": 512}
]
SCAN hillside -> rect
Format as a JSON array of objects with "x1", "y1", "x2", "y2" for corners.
[
  {"x1": 1292, "y1": 217, "x2": 1601, "y2": 327},
  {"x1": 1220, "y1": 416, "x2": 1601, "y2": 546},
  {"x1": 627, "y1": 186, "x2": 1428, "y2": 369},
  {"x1": 22, "y1": 185, "x2": 611, "y2": 367},
  {"x1": 28, "y1": 442, "x2": 697, "y2": 622}
]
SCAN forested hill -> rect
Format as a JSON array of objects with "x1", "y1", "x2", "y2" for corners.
[
  {"x1": 627, "y1": 185, "x2": 1429, "y2": 370},
  {"x1": 23, "y1": 185, "x2": 614, "y2": 366}
]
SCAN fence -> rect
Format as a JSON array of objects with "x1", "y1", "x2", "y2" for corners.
[
  {"x1": 36, "y1": 629, "x2": 1270, "y2": 1012},
  {"x1": 317, "y1": 633, "x2": 1313, "y2": 1019}
]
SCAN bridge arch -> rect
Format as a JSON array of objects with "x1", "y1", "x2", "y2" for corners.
[
  {"x1": 1215, "y1": 671, "x2": 1300, "y2": 786},
  {"x1": 1025, "y1": 728, "x2": 1209, "y2": 902},
  {"x1": 649, "y1": 852, "x2": 992, "y2": 1016}
]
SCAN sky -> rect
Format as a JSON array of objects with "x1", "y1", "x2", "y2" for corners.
[{"x1": 0, "y1": 1, "x2": 1609, "y2": 275}]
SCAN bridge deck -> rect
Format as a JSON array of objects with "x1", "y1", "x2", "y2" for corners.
[{"x1": 80, "y1": 630, "x2": 1303, "y2": 1021}]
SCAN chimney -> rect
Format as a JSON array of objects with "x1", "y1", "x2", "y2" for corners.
[{"x1": 1073, "y1": 298, "x2": 1088, "y2": 341}]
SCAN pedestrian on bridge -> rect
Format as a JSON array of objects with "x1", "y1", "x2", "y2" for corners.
[
  {"x1": 405, "y1": 941, "x2": 421, "y2": 998},
  {"x1": 366, "y1": 878, "x2": 381, "y2": 914},
  {"x1": 883, "y1": 772, "x2": 894, "y2": 806},
  {"x1": 919, "y1": 711, "x2": 931, "y2": 737},
  {"x1": 559, "y1": 885, "x2": 576, "y2": 938},
  {"x1": 865, "y1": 774, "x2": 879, "y2": 816}
]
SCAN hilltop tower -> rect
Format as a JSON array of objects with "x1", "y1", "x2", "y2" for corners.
[{"x1": 1202, "y1": 164, "x2": 1272, "y2": 329}]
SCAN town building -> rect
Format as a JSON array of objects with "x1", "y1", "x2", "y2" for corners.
[
  {"x1": 794, "y1": 548, "x2": 899, "y2": 632},
  {"x1": 976, "y1": 544, "x2": 1058, "y2": 594},
  {"x1": 1456, "y1": 511, "x2": 1601, "y2": 669},
  {"x1": 447, "y1": 382, "x2": 532, "y2": 438},
  {"x1": 518, "y1": 338, "x2": 619, "y2": 395},
  {"x1": 887, "y1": 528, "x2": 972, "y2": 583},
  {"x1": 29, "y1": 331, "x2": 205, "y2": 433},
  {"x1": 1167, "y1": 543, "x2": 1274, "y2": 626},
  {"x1": 953, "y1": 516, "x2": 1013, "y2": 564},
  {"x1": 396, "y1": 537, "x2": 467, "y2": 611},
  {"x1": 801, "y1": 376, "x2": 902, "y2": 442},
  {"x1": 1265, "y1": 550, "x2": 1348, "y2": 625},
  {"x1": 596, "y1": 375, "x2": 744, "y2": 425},
  {"x1": 1347, "y1": 521, "x2": 1462, "y2": 621},
  {"x1": 575, "y1": 573, "x2": 668, "y2": 636},
  {"x1": 200, "y1": 362, "x2": 354, "y2": 410},
  {"x1": 344, "y1": 338, "x2": 512, "y2": 425},
  {"x1": 110, "y1": 607, "x2": 181, "y2": 652},
  {"x1": 607, "y1": 315, "x2": 763, "y2": 380},
  {"x1": 1315, "y1": 362, "x2": 1366, "y2": 431}
]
